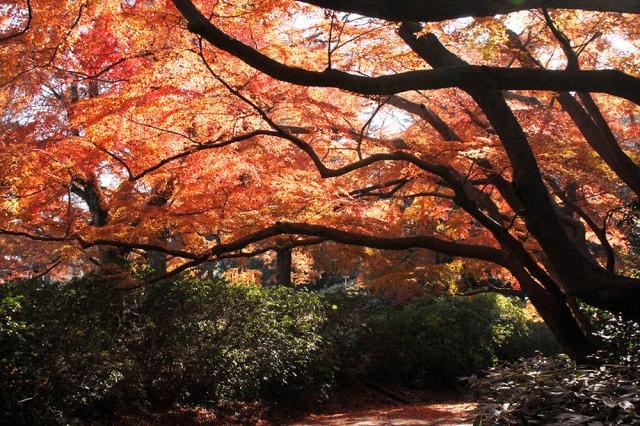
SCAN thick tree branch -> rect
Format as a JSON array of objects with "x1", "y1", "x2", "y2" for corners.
[
  {"x1": 386, "y1": 95, "x2": 461, "y2": 141},
  {"x1": 207, "y1": 222, "x2": 510, "y2": 266},
  {"x1": 171, "y1": 0, "x2": 640, "y2": 105},
  {"x1": 295, "y1": 0, "x2": 639, "y2": 22},
  {"x1": 399, "y1": 22, "x2": 640, "y2": 319}
]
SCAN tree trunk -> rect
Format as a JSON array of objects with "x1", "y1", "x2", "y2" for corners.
[
  {"x1": 147, "y1": 250, "x2": 168, "y2": 274},
  {"x1": 275, "y1": 247, "x2": 293, "y2": 286},
  {"x1": 71, "y1": 177, "x2": 126, "y2": 266},
  {"x1": 398, "y1": 23, "x2": 640, "y2": 321},
  {"x1": 510, "y1": 264, "x2": 597, "y2": 362}
]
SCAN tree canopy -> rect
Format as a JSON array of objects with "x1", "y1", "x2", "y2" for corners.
[{"x1": 1, "y1": 0, "x2": 639, "y2": 359}]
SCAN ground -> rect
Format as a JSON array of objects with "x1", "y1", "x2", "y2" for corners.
[
  {"x1": 112, "y1": 385, "x2": 479, "y2": 425},
  {"x1": 287, "y1": 401, "x2": 478, "y2": 425},
  {"x1": 283, "y1": 385, "x2": 478, "y2": 426}
]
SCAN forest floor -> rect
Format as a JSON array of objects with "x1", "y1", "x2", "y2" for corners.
[
  {"x1": 285, "y1": 401, "x2": 478, "y2": 425},
  {"x1": 113, "y1": 384, "x2": 479, "y2": 425},
  {"x1": 280, "y1": 385, "x2": 478, "y2": 425}
]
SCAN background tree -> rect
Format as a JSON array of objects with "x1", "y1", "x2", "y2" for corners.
[{"x1": 1, "y1": 0, "x2": 639, "y2": 360}]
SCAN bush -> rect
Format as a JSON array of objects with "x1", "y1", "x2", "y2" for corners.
[
  {"x1": 583, "y1": 305, "x2": 640, "y2": 362},
  {"x1": 1, "y1": 278, "x2": 135, "y2": 424},
  {"x1": 0, "y1": 276, "x2": 329, "y2": 424},
  {"x1": 321, "y1": 291, "x2": 560, "y2": 388},
  {"x1": 130, "y1": 280, "x2": 329, "y2": 406},
  {"x1": 1, "y1": 276, "x2": 562, "y2": 424}
]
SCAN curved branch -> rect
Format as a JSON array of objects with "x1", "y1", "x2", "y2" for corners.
[
  {"x1": 32, "y1": 257, "x2": 62, "y2": 280},
  {"x1": 0, "y1": 228, "x2": 70, "y2": 242},
  {"x1": 349, "y1": 177, "x2": 412, "y2": 198},
  {"x1": 172, "y1": 0, "x2": 640, "y2": 105},
  {"x1": 218, "y1": 237, "x2": 326, "y2": 260},
  {"x1": 207, "y1": 222, "x2": 509, "y2": 266},
  {"x1": 296, "y1": 0, "x2": 640, "y2": 22},
  {"x1": 387, "y1": 95, "x2": 461, "y2": 141},
  {"x1": 130, "y1": 129, "x2": 280, "y2": 180},
  {"x1": 55, "y1": 52, "x2": 154, "y2": 82},
  {"x1": 91, "y1": 143, "x2": 133, "y2": 178},
  {"x1": 79, "y1": 236, "x2": 203, "y2": 260}
]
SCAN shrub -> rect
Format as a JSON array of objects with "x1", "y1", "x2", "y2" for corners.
[
  {"x1": 129, "y1": 279, "x2": 329, "y2": 406},
  {"x1": 0, "y1": 276, "x2": 329, "y2": 424},
  {"x1": 1, "y1": 278, "x2": 135, "y2": 424},
  {"x1": 321, "y1": 291, "x2": 560, "y2": 388},
  {"x1": 1, "y1": 276, "x2": 562, "y2": 424}
]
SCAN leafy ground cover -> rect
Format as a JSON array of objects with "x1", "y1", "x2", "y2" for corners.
[{"x1": 471, "y1": 313, "x2": 640, "y2": 424}]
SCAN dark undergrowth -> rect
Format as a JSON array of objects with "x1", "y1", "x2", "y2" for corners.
[
  {"x1": 1, "y1": 275, "x2": 559, "y2": 424},
  {"x1": 472, "y1": 311, "x2": 640, "y2": 424}
]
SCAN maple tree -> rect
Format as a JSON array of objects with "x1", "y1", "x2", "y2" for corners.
[{"x1": 1, "y1": 0, "x2": 640, "y2": 360}]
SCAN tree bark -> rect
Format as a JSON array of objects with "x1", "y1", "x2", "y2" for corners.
[
  {"x1": 172, "y1": 0, "x2": 640, "y2": 105},
  {"x1": 71, "y1": 177, "x2": 124, "y2": 266},
  {"x1": 296, "y1": 0, "x2": 640, "y2": 22},
  {"x1": 398, "y1": 22, "x2": 640, "y2": 320},
  {"x1": 508, "y1": 261, "x2": 597, "y2": 362},
  {"x1": 275, "y1": 247, "x2": 293, "y2": 286}
]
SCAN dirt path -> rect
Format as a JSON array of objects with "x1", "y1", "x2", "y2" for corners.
[
  {"x1": 287, "y1": 401, "x2": 478, "y2": 425},
  {"x1": 113, "y1": 386, "x2": 479, "y2": 425},
  {"x1": 279, "y1": 385, "x2": 479, "y2": 426}
]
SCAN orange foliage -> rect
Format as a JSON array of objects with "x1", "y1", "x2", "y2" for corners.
[{"x1": 0, "y1": 1, "x2": 639, "y2": 308}]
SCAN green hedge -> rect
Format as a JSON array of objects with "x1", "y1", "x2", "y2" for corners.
[{"x1": 0, "y1": 277, "x2": 329, "y2": 424}]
